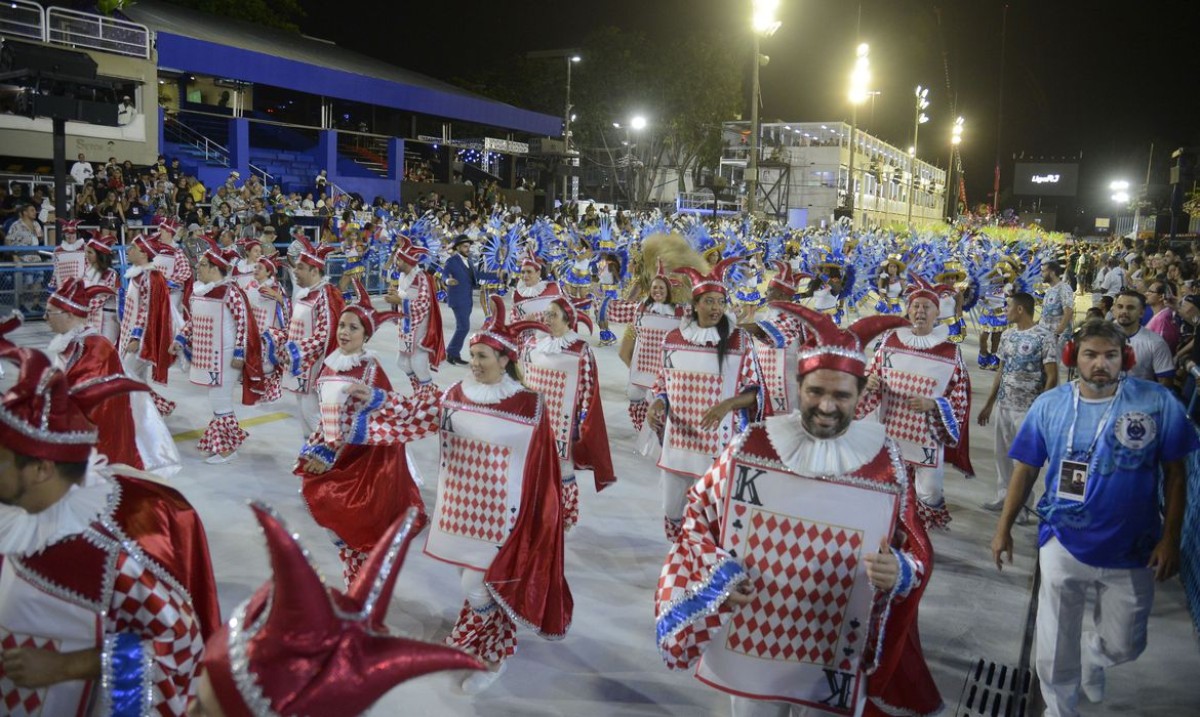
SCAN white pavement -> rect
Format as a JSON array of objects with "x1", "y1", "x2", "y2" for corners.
[{"x1": 7, "y1": 300, "x2": 1199, "y2": 716}]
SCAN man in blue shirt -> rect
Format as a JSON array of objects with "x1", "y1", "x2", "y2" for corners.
[{"x1": 991, "y1": 319, "x2": 1195, "y2": 717}]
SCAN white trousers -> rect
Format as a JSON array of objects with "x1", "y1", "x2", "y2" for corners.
[
  {"x1": 1036, "y1": 538, "x2": 1155, "y2": 717},
  {"x1": 460, "y1": 567, "x2": 492, "y2": 609},
  {"x1": 730, "y1": 680, "x2": 867, "y2": 717},
  {"x1": 210, "y1": 365, "x2": 242, "y2": 417},
  {"x1": 397, "y1": 349, "x2": 432, "y2": 385},
  {"x1": 661, "y1": 469, "x2": 692, "y2": 522},
  {"x1": 992, "y1": 404, "x2": 1029, "y2": 503},
  {"x1": 913, "y1": 463, "x2": 945, "y2": 507},
  {"x1": 294, "y1": 391, "x2": 320, "y2": 436},
  {"x1": 121, "y1": 351, "x2": 150, "y2": 382}
]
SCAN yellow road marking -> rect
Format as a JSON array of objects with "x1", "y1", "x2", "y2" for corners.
[{"x1": 172, "y1": 412, "x2": 292, "y2": 442}]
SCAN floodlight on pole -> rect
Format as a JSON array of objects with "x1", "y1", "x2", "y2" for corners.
[
  {"x1": 946, "y1": 116, "x2": 965, "y2": 219},
  {"x1": 845, "y1": 42, "x2": 870, "y2": 224},
  {"x1": 1110, "y1": 180, "x2": 1131, "y2": 204},
  {"x1": 630, "y1": 115, "x2": 647, "y2": 131},
  {"x1": 906, "y1": 84, "x2": 931, "y2": 224},
  {"x1": 746, "y1": 0, "x2": 781, "y2": 216}
]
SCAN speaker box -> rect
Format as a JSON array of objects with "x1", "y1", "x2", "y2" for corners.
[{"x1": 0, "y1": 39, "x2": 97, "y2": 79}]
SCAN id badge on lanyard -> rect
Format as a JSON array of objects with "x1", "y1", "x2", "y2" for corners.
[{"x1": 1056, "y1": 383, "x2": 1120, "y2": 502}]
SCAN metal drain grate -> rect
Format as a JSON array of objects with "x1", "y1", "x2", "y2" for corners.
[{"x1": 956, "y1": 659, "x2": 1034, "y2": 717}]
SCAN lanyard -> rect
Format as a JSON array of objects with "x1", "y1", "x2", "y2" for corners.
[{"x1": 1064, "y1": 381, "x2": 1122, "y2": 459}]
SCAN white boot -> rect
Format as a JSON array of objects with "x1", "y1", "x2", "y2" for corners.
[{"x1": 461, "y1": 661, "x2": 507, "y2": 694}]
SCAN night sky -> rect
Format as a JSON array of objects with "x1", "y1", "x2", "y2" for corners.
[{"x1": 299, "y1": 0, "x2": 1200, "y2": 219}]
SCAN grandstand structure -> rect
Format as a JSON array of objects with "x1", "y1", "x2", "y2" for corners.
[{"x1": 0, "y1": 0, "x2": 561, "y2": 205}]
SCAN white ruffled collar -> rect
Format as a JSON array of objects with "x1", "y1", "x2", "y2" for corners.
[
  {"x1": 0, "y1": 455, "x2": 115, "y2": 556},
  {"x1": 47, "y1": 324, "x2": 94, "y2": 359},
  {"x1": 123, "y1": 264, "x2": 146, "y2": 279},
  {"x1": 516, "y1": 281, "x2": 548, "y2": 298},
  {"x1": 58, "y1": 238, "x2": 85, "y2": 251},
  {"x1": 323, "y1": 348, "x2": 373, "y2": 372},
  {"x1": 461, "y1": 374, "x2": 523, "y2": 404},
  {"x1": 893, "y1": 327, "x2": 946, "y2": 349},
  {"x1": 236, "y1": 258, "x2": 255, "y2": 272},
  {"x1": 647, "y1": 302, "x2": 677, "y2": 316},
  {"x1": 764, "y1": 415, "x2": 887, "y2": 477},
  {"x1": 192, "y1": 277, "x2": 229, "y2": 297},
  {"x1": 531, "y1": 331, "x2": 580, "y2": 355},
  {"x1": 680, "y1": 313, "x2": 735, "y2": 345},
  {"x1": 296, "y1": 278, "x2": 329, "y2": 300}
]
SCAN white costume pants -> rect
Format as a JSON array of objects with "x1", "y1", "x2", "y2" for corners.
[
  {"x1": 1036, "y1": 538, "x2": 1155, "y2": 717},
  {"x1": 210, "y1": 365, "x2": 242, "y2": 417},
  {"x1": 992, "y1": 404, "x2": 1031, "y2": 504},
  {"x1": 397, "y1": 349, "x2": 432, "y2": 386},
  {"x1": 461, "y1": 567, "x2": 492, "y2": 610},
  {"x1": 661, "y1": 469, "x2": 692, "y2": 522},
  {"x1": 294, "y1": 391, "x2": 320, "y2": 436},
  {"x1": 913, "y1": 464, "x2": 945, "y2": 507}
]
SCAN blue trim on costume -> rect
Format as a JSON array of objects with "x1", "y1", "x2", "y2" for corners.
[
  {"x1": 655, "y1": 559, "x2": 746, "y2": 647},
  {"x1": 174, "y1": 335, "x2": 191, "y2": 362},
  {"x1": 130, "y1": 327, "x2": 144, "y2": 340},
  {"x1": 302, "y1": 443, "x2": 336, "y2": 465},
  {"x1": 757, "y1": 320, "x2": 787, "y2": 348},
  {"x1": 286, "y1": 341, "x2": 303, "y2": 376},
  {"x1": 562, "y1": 473, "x2": 577, "y2": 485},
  {"x1": 107, "y1": 632, "x2": 147, "y2": 717},
  {"x1": 598, "y1": 295, "x2": 611, "y2": 322},
  {"x1": 889, "y1": 547, "x2": 914, "y2": 600},
  {"x1": 402, "y1": 298, "x2": 412, "y2": 335},
  {"x1": 232, "y1": 347, "x2": 245, "y2": 360},
  {"x1": 935, "y1": 396, "x2": 959, "y2": 443},
  {"x1": 349, "y1": 387, "x2": 387, "y2": 445},
  {"x1": 262, "y1": 331, "x2": 279, "y2": 367}
]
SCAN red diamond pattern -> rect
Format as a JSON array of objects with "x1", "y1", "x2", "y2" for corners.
[
  {"x1": 880, "y1": 369, "x2": 941, "y2": 445},
  {"x1": 192, "y1": 312, "x2": 218, "y2": 373},
  {"x1": 665, "y1": 370, "x2": 726, "y2": 455},
  {"x1": 54, "y1": 254, "x2": 85, "y2": 286},
  {"x1": 725, "y1": 511, "x2": 864, "y2": 666},
  {"x1": 757, "y1": 347, "x2": 790, "y2": 413},
  {"x1": 438, "y1": 435, "x2": 512, "y2": 543},
  {"x1": 0, "y1": 633, "x2": 57, "y2": 715},
  {"x1": 635, "y1": 327, "x2": 671, "y2": 375},
  {"x1": 523, "y1": 363, "x2": 570, "y2": 460}
]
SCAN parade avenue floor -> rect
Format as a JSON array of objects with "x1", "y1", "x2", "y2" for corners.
[{"x1": 8, "y1": 298, "x2": 1199, "y2": 717}]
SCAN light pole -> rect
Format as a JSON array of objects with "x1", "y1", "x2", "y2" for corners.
[
  {"x1": 746, "y1": 0, "x2": 781, "y2": 216},
  {"x1": 845, "y1": 42, "x2": 870, "y2": 225},
  {"x1": 614, "y1": 115, "x2": 647, "y2": 209},
  {"x1": 562, "y1": 55, "x2": 581, "y2": 202},
  {"x1": 906, "y1": 85, "x2": 930, "y2": 225},
  {"x1": 945, "y1": 116, "x2": 964, "y2": 220}
]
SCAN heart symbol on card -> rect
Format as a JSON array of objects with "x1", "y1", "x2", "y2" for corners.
[{"x1": 735, "y1": 504, "x2": 747, "y2": 517}]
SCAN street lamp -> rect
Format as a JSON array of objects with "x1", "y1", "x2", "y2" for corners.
[
  {"x1": 845, "y1": 42, "x2": 870, "y2": 225},
  {"x1": 946, "y1": 116, "x2": 964, "y2": 220},
  {"x1": 746, "y1": 0, "x2": 781, "y2": 216},
  {"x1": 906, "y1": 85, "x2": 930, "y2": 225},
  {"x1": 562, "y1": 55, "x2": 581, "y2": 202},
  {"x1": 1110, "y1": 180, "x2": 1130, "y2": 205},
  {"x1": 614, "y1": 115, "x2": 648, "y2": 209}
]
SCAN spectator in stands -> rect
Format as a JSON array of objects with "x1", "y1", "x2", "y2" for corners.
[
  {"x1": 6, "y1": 202, "x2": 43, "y2": 261},
  {"x1": 75, "y1": 181, "x2": 99, "y2": 223},
  {"x1": 117, "y1": 95, "x2": 135, "y2": 125},
  {"x1": 124, "y1": 188, "x2": 148, "y2": 227},
  {"x1": 1114, "y1": 290, "x2": 1174, "y2": 387},
  {"x1": 70, "y1": 153, "x2": 94, "y2": 186},
  {"x1": 213, "y1": 202, "x2": 238, "y2": 231},
  {"x1": 1145, "y1": 281, "x2": 1182, "y2": 353},
  {"x1": 168, "y1": 157, "x2": 182, "y2": 184},
  {"x1": 315, "y1": 168, "x2": 328, "y2": 196},
  {"x1": 178, "y1": 195, "x2": 204, "y2": 227},
  {"x1": 97, "y1": 192, "x2": 123, "y2": 230}
]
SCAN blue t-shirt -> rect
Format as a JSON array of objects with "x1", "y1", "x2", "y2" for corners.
[{"x1": 1009, "y1": 378, "x2": 1198, "y2": 568}]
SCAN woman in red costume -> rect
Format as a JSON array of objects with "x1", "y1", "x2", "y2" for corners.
[
  {"x1": 293, "y1": 294, "x2": 426, "y2": 588},
  {"x1": 618, "y1": 260, "x2": 689, "y2": 432},
  {"x1": 344, "y1": 294, "x2": 571, "y2": 694},
  {"x1": 509, "y1": 254, "x2": 563, "y2": 322},
  {"x1": 520, "y1": 295, "x2": 616, "y2": 530},
  {"x1": 82, "y1": 233, "x2": 120, "y2": 343}
]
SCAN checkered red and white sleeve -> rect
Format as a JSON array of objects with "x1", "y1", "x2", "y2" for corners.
[
  {"x1": 855, "y1": 341, "x2": 887, "y2": 418},
  {"x1": 407, "y1": 277, "x2": 432, "y2": 326},
  {"x1": 577, "y1": 350, "x2": 595, "y2": 433},
  {"x1": 105, "y1": 551, "x2": 204, "y2": 716},
  {"x1": 226, "y1": 288, "x2": 250, "y2": 356},
  {"x1": 169, "y1": 255, "x2": 193, "y2": 286},
  {"x1": 736, "y1": 338, "x2": 765, "y2": 422},
  {"x1": 348, "y1": 386, "x2": 441, "y2": 446},
  {"x1": 927, "y1": 353, "x2": 969, "y2": 448},
  {"x1": 654, "y1": 448, "x2": 746, "y2": 670},
  {"x1": 292, "y1": 295, "x2": 333, "y2": 372}
]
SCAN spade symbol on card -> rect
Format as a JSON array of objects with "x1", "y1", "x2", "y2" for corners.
[
  {"x1": 850, "y1": 618, "x2": 861, "y2": 629},
  {"x1": 843, "y1": 646, "x2": 855, "y2": 656}
]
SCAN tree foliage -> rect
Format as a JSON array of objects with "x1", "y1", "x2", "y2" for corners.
[
  {"x1": 158, "y1": 0, "x2": 305, "y2": 33},
  {"x1": 461, "y1": 25, "x2": 744, "y2": 203}
]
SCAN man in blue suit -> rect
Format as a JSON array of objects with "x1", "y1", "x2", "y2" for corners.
[{"x1": 442, "y1": 234, "x2": 477, "y2": 365}]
